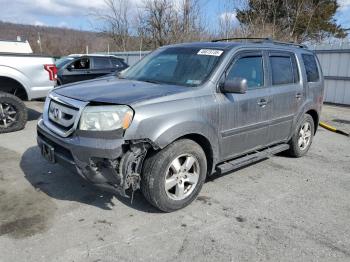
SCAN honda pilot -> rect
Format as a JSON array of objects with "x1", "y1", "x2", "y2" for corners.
[{"x1": 37, "y1": 39, "x2": 324, "y2": 212}]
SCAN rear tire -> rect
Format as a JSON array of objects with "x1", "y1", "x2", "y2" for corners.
[
  {"x1": 287, "y1": 114, "x2": 314, "y2": 157},
  {"x1": 0, "y1": 92, "x2": 27, "y2": 134},
  {"x1": 141, "y1": 139, "x2": 207, "y2": 212}
]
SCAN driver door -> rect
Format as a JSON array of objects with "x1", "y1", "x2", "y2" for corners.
[{"x1": 219, "y1": 51, "x2": 272, "y2": 160}]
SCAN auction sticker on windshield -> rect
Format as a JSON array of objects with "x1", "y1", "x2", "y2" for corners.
[{"x1": 197, "y1": 49, "x2": 223, "y2": 56}]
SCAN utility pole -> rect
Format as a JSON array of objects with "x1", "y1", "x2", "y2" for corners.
[
  {"x1": 184, "y1": 0, "x2": 190, "y2": 35},
  {"x1": 139, "y1": 37, "x2": 143, "y2": 60},
  {"x1": 37, "y1": 32, "x2": 42, "y2": 54}
]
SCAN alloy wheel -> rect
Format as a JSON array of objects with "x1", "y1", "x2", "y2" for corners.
[
  {"x1": 164, "y1": 154, "x2": 200, "y2": 201},
  {"x1": 298, "y1": 122, "x2": 312, "y2": 150},
  {"x1": 0, "y1": 102, "x2": 17, "y2": 128}
]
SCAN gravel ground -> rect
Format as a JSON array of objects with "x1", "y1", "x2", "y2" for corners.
[{"x1": 0, "y1": 102, "x2": 349, "y2": 262}]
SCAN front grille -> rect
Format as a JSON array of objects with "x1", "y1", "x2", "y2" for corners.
[
  {"x1": 43, "y1": 93, "x2": 88, "y2": 137},
  {"x1": 48, "y1": 100, "x2": 78, "y2": 131}
]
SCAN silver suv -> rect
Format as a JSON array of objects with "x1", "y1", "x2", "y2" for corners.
[{"x1": 37, "y1": 39, "x2": 324, "y2": 212}]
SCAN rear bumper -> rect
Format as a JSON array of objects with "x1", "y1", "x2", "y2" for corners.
[{"x1": 37, "y1": 118, "x2": 133, "y2": 195}]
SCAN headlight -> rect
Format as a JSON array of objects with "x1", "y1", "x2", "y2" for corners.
[{"x1": 79, "y1": 105, "x2": 133, "y2": 131}]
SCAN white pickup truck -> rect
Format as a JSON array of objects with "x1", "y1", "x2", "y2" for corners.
[{"x1": 0, "y1": 53, "x2": 57, "y2": 133}]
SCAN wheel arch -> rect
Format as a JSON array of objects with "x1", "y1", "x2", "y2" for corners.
[
  {"x1": 175, "y1": 133, "x2": 214, "y2": 176},
  {"x1": 143, "y1": 121, "x2": 220, "y2": 175},
  {"x1": 305, "y1": 109, "x2": 319, "y2": 134},
  {"x1": 0, "y1": 75, "x2": 29, "y2": 101}
]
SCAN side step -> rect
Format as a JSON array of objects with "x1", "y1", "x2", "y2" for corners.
[{"x1": 216, "y1": 144, "x2": 290, "y2": 175}]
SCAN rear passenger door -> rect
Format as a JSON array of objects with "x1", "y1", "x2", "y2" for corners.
[
  {"x1": 88, "y1": 57, "x2": 114, "y2": 79},
  {"x1": 267, "y1": 51, "x2": 303, "y2": 145}
]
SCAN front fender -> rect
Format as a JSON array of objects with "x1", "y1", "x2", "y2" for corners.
[
  {"x1": 156, "y1": 119, "x2": 218, "y2": 146},
  {"x1": 151, "y1": 119, "x2": 220, "y2": 171},
  {"x1": 125, "y1": 98, "x2": 220, "y2": 163}
]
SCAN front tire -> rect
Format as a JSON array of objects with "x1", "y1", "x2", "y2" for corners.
[
  {"x1": 287, "y1": 114, "x2": 314, "y2": 157},
  {"x1": 141, "y1": 139, "x2": 207, "y2": 212},
  {"x1": 0, "y1": 92, "x2": 27, "y2": 134}
]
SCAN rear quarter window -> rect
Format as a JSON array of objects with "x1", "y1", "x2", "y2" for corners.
[{"x1": 302, "y1": 54, "x2": 320, "y2": 82}]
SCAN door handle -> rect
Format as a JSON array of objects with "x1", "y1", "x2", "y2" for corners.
[
  {"x1": 296, "y1": 93, "x2": 302, "y2": 99},
  {"x1": 257, "y1": 99, "x2": 268, "y2": 107}
]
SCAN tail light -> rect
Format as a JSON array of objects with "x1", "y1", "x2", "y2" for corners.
[{"x1": 44, "y1": 64, "x2": 58, "y2": 81}]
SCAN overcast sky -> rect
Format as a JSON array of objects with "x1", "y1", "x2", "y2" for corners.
[{"x1": 0, "y1": 0, "x2": 349, "y2": 32}]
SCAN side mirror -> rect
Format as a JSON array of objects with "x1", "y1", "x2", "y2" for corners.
[{"x1": 220, "y1": 77, "x2": 248, "y2": 94}]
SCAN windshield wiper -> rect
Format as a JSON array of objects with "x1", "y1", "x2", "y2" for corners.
[{"x1": 137, "y1": 78, "x2": 163, "y2": 84}]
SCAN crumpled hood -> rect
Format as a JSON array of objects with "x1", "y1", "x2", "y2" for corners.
[{"x1": 53, "y1": 76, "x2": 190, "y2": 105}]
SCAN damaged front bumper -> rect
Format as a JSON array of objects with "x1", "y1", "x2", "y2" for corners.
[{"x1": 37, "y1": 119, "x2": 149, "y2": 197}]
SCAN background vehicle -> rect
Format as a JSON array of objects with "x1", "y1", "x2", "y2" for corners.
[
  {"x1": 0, "y1": 53, "x2": 56, "y2": 133},
  {"x1": 56, "y1": 55, "x2": 128, "y2": 85},
  {"x1": 37, "y1": 39, "x2": 324, "y2": 212},
  {"x1": 55, "y1": 55, "x2": 78, "y2": 70}
]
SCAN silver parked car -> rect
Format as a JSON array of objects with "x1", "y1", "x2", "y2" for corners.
[{"x1": 37, "y1": 39, "x2": 324, "y2": 212}]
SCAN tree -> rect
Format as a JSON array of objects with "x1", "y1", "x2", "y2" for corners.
[
  {"x1": 137, "y1": 0, "x2": 205, "y2": 48},
  {"x1": 236, "y1": 0, "x2": 347, "y2": 43},
  {"x1": 94, "y1": 0, "x2": 130, "y2": 51},
  {"x1": 138, "y1": 0, "x2": 175, "y2": 48}
]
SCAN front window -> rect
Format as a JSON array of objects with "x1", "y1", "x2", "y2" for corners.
[
  {"x1": 70, "y1": 58, "x2": 90, "y2": 70},
  {"x1": 121, "y1": 47, "x2": 225, "y2": 86},
  {"x1": 226, "y1": 56, "x2": 264, "y2": 89}
]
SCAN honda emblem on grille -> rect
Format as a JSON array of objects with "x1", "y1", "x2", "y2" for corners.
[{"x1": 53, "y1": 107, "x2": 61, "y2": 120}]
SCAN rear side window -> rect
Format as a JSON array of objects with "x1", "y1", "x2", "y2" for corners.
[
  {"x1": 270, "y1": 55, "x2": 298, "y2": 85},
  {"x1": 93, "y1": 57, "x2": 112, "y2": 69},
  {"x1": 227, "y1": 56, "x2": 264, "y2": 89},
  {"x1": 302, "y1": 54, "x2": 320, "y2": 82}
]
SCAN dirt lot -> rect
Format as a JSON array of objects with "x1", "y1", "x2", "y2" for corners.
[{"x1": 0, "y1": 102, "x2": 349, "y2": 262}]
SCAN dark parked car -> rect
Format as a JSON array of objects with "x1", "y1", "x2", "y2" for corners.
[
  {"x1": 56, "y1": 55, "x2": 128, "y2": 85},
  {"x1": 38, "y1": 39, "x2": 324, "y2": 212}
]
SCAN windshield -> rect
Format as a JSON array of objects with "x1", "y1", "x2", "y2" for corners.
[
  {"x1": 121, "y1": 47, "x2": 225, "y2": 86},
  {"x1": 55, "y1": 57, "x2": 76, "y2": 69}
]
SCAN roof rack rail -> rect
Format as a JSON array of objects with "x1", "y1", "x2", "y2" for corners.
[
  {"x1": 211, "y1": 37, "x2": 308, "y2": 49},
  {"x1": 271, "y1": 40, "x2": 308, "y2": 49},
  {"x1": 211, "y1": 37, "x2": 271, "y2": 43}
]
